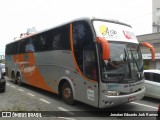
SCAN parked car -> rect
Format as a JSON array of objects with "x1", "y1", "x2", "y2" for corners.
[
  {"x1": 0, "y1": 63, "x2": 5, "y2": 76},
  {"x1": 157, "y1": 104, "x2": 160, "y2": 120},
  {"x1": 144, "y1": 70, "x2": 160, "y2": 99},
  {"x1": 0, "y1": 63, "x2": 6, "y2": 92}
]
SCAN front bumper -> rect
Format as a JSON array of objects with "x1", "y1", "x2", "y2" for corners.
[{"x1": 99, "y1": 87, "x2": 145, "y2": 108}]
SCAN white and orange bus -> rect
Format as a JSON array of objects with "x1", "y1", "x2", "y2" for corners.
[{"x1": 5, "y1": 17, "x2": 155, "y2": 108}]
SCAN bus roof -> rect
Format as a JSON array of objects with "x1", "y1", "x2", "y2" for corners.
[{"x1": 7, "y1": 17, "x2": 131, "y2": 45}]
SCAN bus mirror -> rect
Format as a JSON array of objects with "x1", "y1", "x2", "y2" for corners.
[
  {"x1": 96, "y1": 37, "x2": 110, "y2": 60},
  {"x1": 140, "y1": 42, "x2": 155, "y2": 61}
]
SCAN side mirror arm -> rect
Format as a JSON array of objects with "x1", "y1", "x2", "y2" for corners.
[
  {"x1": 140, "y1": 42, "x2": 155, "y2": 61},
  {"x1": 96, "y1": 37, "x2": 110, "y2": 60}
]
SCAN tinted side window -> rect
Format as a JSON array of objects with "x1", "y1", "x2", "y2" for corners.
[
  {"x1": 144, "y1": 73, "x2": 149, "y2": 80},
  {"x1": 48, "y1": 24, "x2": 70, "y2": 50},
  {"x1": 19, "y1": 39, "x2": 26, "y2": 54},
  {"x1": 25, "y1": 38, "x2": 35, "y2": 53},
  {"x1": 32, "y1": 24, "x2": 70, "y2": 52},
  {"x1": 19, "y1": 38, "x2": 35, "y2": 54},
  {"x1": 144, "y1": 72, "x2": 153, "y2": 81},
  {"x1": 153, "y1": 73, "x2": 160, "y2": 83},
  {"x1": 73, "y1": 21, "x2": 93, "y2": 50},
  {"x1": 73, "y1": 21, "x2": 93, "y2": 72},
  {"x1": 32, "y1": 34, "x2": 47, "y2": 52},
  {"x1": 6, "y1": 42, "x2": 18, "y2": 55}
]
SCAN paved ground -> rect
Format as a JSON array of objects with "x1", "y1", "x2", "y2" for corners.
[{"x1": 0, "y1": 78, "x2": 158, "y2": 120}]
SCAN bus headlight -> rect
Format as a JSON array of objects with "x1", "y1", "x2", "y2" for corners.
[{"x1": 102, "y1": 90, "x2": 120, "y2": 96}]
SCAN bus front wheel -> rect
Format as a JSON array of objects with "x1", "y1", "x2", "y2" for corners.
[{"x1": 61, "y1": 82, "x2": 75, "y2": 105}]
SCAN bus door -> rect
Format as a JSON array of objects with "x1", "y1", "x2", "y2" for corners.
[
  {"x1": 71, "y1": 21, "x2": 99, "y2": 107},
  {"x1": 82, "y1": 44, "x2": 99, "y2": 107}
]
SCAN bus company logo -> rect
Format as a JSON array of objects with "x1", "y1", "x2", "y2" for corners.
[
  {"x1": 99, "y1": 25, "x2": 117, "y2": 37},
  {"x1": 99, "y1": 25, "x2": 108, "y2": 36},
  {"x1": 123, "y1": 30, "x2": 136, "y2": 40},
  {"x1": 108, "y1": 84, "x2": 119, "y2": 89}
]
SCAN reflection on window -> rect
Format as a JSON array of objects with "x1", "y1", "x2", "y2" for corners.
[
  {"x1": 52, "y1": 33, "x2": 61, "y2": 50},
  {"x1": 25, "y1": 39, "x2": 35, "y2": 53},
  {"x1": 6, "y1": 24, "x2": 71, "y2": 55},
  {"x1": 6, "y1": 42, "x2": 18, "y2": 55},
  {"x1": 153, "y1": 73, "x2": 160, "y2": 83},
  {"x1": 72, "y1": 21, "x2": 96, "y2": 80},
  {"x1": 83, "y1": 44, "x2": 97, "y2": 80},
  {"x1": 32, "y1": 24, "x2": 70, "y2": 52}
]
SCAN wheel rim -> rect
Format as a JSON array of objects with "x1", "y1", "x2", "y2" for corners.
[
  {"x1": 12, "y1": 74, "x2": 16, "y2": 83},
  {"x1": 63, "y1": 88, "x2": 71, "y2": 99},
  {"x1": 17, "y1": 76, "x2": 22, "y2": 85},
  {"x1": 17, "y1": 76, "x2": 20, "y2": 82}
]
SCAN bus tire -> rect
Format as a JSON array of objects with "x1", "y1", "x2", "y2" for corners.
[
  {"x1": 61, "y1": 82, "x2": 75, "y2": 105},
  {"x1": 17, "y1": 74, "x2": 23, "y2": 86},
  {"x1": 12, "y1": 72, "x2": 17, "y2": 84}
]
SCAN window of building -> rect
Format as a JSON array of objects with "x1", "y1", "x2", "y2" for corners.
[{"x1": 156, "y1": 8, "x2": 160, "y2": 16}]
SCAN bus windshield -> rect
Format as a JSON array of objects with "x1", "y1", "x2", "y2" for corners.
[{"x1": 102, "y1": 42, "x2": 143, "y2": 83}]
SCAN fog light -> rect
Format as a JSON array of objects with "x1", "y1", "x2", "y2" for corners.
[
  {"x1": 102, "y1": 90, "x2": 120, "y2": 96},
  {"x1": 105, "y1": 101, "x2": 113, "y2": 105}
]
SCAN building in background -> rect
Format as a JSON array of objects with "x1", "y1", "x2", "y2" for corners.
[
  {"x1": 152, "y1": 0, "x2": 160, "y2": 33},
  {"x1": 137, "y1": 33, "x2": 160, "y2": 69},
  {"x1": 14, "y1": 27, "x2": 37, "y2": 41},
  {"x1": 137, "y1": 0, "x2": 160, "y2": 69},
  {"x1": 0, "y1": 55, "x2": 5, "y2": 63}
]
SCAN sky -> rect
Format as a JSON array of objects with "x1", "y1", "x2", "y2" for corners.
[{"x1": 0, "y1": 0, "x2": 152, "y2": 55}]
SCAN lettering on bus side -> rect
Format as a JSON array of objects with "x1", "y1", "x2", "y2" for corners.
[
  {"x1": 124, "y1": 81, "x2": 143, "y2": 88},
  {"x1": 99, "y1": 25, "x2": 118, "y2": 39},
  {"x1": 107, "y1": 84, "x2": 119, "y2": 89}
]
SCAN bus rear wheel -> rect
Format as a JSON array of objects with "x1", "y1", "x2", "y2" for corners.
[
  {"x1": 17, "y1": 75, "x2": 22, "y2": 86},
  {"x1": 61, "y1": 82, "x2": 75, "y2": 105}
]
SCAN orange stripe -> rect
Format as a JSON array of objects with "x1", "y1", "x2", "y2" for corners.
[
  {"x1": 13, "y1": 54, "x2": 56, "y2": 93},
  {"x1": 70, "y1": 23, "x2": 97, "y2": 83}
]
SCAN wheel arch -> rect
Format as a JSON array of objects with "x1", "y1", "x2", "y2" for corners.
[
  {"x1": 11, "y1": 70, "x2": 16, "y2": 78},
  {"x1": 16, "y1": 71, "x2": 22, "y2": 78},
  {"x1": 58, "y1": 77, "x2": 75, "y2": 99}
]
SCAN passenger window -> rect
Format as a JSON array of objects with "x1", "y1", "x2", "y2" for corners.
[
  {"x1": 19, "y1": 40, "x2": 27, "y2": 54},
  {"x1": 32, "y1": 24, "x2": 71, "y2": 52},
  {"x1": 25, "y1": 38, "x2": 35, "y2": 53},
  {"x1": 6, "y1": 42, "x2": 18, "y2": 55},
  {"x1": 153, "y1": 73, "x2": 160, "y2": 83},
  {"x1": 47, "y1": 24, "x2": 70, "y2": 50}
]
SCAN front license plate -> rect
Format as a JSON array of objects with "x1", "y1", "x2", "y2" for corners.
[{"x1": 128, "y1": 96, "x2": 135, "y2": 102}]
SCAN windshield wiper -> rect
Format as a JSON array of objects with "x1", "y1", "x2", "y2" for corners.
[{"x1": 130, "y1": 50, "x2": 140, "y2": 71}]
